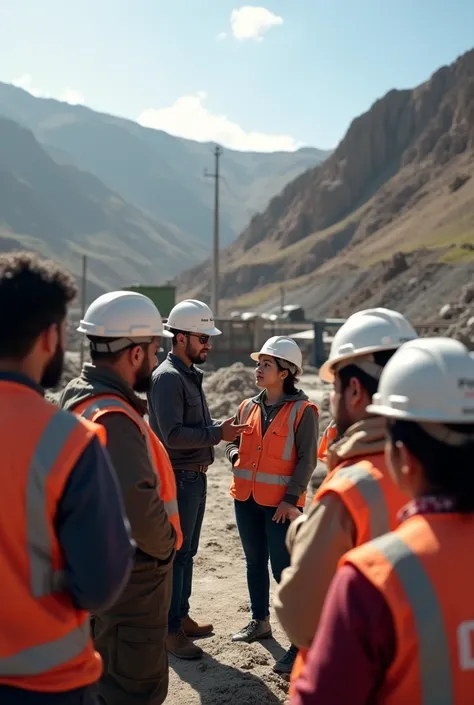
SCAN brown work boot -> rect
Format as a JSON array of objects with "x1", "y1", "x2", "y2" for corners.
[
  {"x1": 182, "y1": 615, "x2": 214, "y2": 638},
  {"x1": 166, "y1": 630, "x2": 203, "y2": 659}
]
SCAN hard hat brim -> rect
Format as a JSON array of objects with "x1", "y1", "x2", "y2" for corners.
[
  {"x1": 366, "y1": 402, "x2": 471, "y2": 424},
  {"x1": 250, "y1": 351, "x2": 303, "y2": 375},
  {"x1": 164, "y1": 324, "x2": 222, "y2": 336},
  {"x1": 366, "y1": 403, "x2": 408, "y2": 419},
  {"x1": 77, "y1": 322, "x2": 174, "y2": 338},
  {"x1": 319, "y1": 344, "x2": 404, "y2": 383},
  {"x1": 201, "y1": 326, "x2": 222, "y2": 336}
]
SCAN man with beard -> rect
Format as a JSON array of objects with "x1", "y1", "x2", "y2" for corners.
[
  {"x1": 0, "y1": 253, "x2": 133, "y2": 705},
  {"x1": 148, "y1": 299, "x2": 248, "y2": 659},
  {"x1": 60, "y1": 290, "x2": 179, "y2": 705}
]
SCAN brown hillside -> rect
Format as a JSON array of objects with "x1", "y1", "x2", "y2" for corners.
[{"x1": 177, "y1": 48, "x2": 474, "y2": 317}]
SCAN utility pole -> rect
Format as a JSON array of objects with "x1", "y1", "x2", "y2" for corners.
[
  {"x1": 205, "y1": 145, "x2": 223, "y2": 317},
  {"x1": 79, "y1": 254, "x2": 87, "y2": 368}
]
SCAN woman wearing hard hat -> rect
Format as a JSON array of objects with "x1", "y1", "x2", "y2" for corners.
[
  {"x1": 225, "y1": 335, "x2": 319, "y2": 674},
  {"x1": 292, "y1": 337, "x2": 474, "y2": 705}
]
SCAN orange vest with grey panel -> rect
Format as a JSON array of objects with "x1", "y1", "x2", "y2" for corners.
[
  {"x1": 0, "y1": 381, "x2": 104, "y2": 692},
  {"x1": 74, "y1": 394, "x2": 183, "y2": 550},
  {"x1": 342, "y1": 513, "x2": 474, "y2": 704},
  {"x1": 230, "y1": 398, "x2": 319, "y2": 508}
]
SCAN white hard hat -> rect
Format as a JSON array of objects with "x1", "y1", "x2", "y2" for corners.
[
  {"x1": 319, "y1": 308, "x2": 417, "y2": 383},
  {"x1": 367, "y1": 337, "x2": 474, "y2": 424},
  {"x1": 78, "y1": 291, "x2": 172, "y2": 352},
  {"x1": 165, "y1": 299, "x2": 221, "y2": 336},
  {"x1": 251, "y1": 336, "x2": 303, "y2": 375}
]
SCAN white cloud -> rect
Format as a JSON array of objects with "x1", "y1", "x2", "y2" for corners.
[
  {"x1": 217, "y1": 31, "x2": 228, "y2": 40},
  {"x1": 12, "y1": 74, "x2": 84, "y2": 105},
  {"x1": 60, "y1": 88, "x2": 85, "y2": 105},
  {"x1": 230, "y1": 6, "x2": 283, "y2": 41},
  {"x1": 137, "y1": 91, "x2": 300, "y2": 152},
  {"x1": 12, "y1": 74, "x2": 43, "y2": 97}
]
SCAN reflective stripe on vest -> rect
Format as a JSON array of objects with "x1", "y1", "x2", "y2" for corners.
[
  {"x1": 78, "y1": 397, "x2": 181, "y2": 516},
  {"x1": 0, "y1": 621, "x2": 91, "y2": 677},
  {"x1": 233, "y1": 468, "x2": 293, "y2": 485},
  {"x1": 336, "y1": 464, "x2": 390, "y2": 538},
  {"x1": 239, "y1": 400, "x2": 254, "y2": 424},
  {"x1": 79, "y1": 397, "x2": 158, "y2": 480},
  {"x1": 0, "y1": 410, "x2": 90, "y2": 676},
  {"x1": 282, "y1": 401, "x2": 305, "y2": 461},
  {"x1": 28, "y1": 410, "x2": 80, "y2": 598},
  {"x1": 370, "y1": 532, "x2": 453, "y2": 704}
]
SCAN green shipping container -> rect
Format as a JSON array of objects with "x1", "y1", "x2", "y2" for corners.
[{"x1": 124, "y1": 285, "x2": 176, "y2": 318}]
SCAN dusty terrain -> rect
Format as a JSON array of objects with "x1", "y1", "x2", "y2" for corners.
[
  {"x1": 166, "y1": 454, "x2": 294, "y2": 705},
  {"x1": 50, "y1": 359, "x2": 331, "y2": 704},
  {"x1": 49, "y1": 357, "x2": 331, "y2": 704},
  {"x1": 164, "y1": 370, "x2": 328, "y2": 705}
]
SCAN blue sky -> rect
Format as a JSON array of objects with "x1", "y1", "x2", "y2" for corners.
[{"x1": 0, "y1": 0, "x2": 473, "y2": 151}]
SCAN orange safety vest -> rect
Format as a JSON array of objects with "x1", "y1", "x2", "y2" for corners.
[
  {"x1": 230, "y1": 398, "x2": 319, "y2": 508},
  {"x1": 0, "y1": 381, "x2": 104, "y2": 692},
  {"x1": 74, "y1": 394, "x2": 182, "y2": 550},
  {"x1": 313, "y1": 453, "x2": 408, "y2": 543},
  {"x1": 317, "y1": 420, "x2": 337, "y2": 462},
  {"x1": 290, "y1": 452, "x2": 408, "y2": 693},
  {"x1": 341, "y1": 513, "x2": 474, "y2": 704}
]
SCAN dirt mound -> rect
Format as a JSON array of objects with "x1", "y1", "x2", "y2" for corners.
[
  {"x1": 318, "y1": 392, "x2": 331, "y2": 432},
  {"x1": 440, "y1": 282, "x2": 474, "y2": 348},
  {"x1": 204, "y1": 363, "x2": 258, "y2": 419}
]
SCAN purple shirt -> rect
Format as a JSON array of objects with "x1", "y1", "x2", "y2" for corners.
[{"x1": 292, "y1": 564, "x2": 395, "y2": 705}]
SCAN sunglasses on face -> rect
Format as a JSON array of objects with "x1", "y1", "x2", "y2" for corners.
[{"x1": 188, "y1": 333, "x2": 210, "y2": 345}]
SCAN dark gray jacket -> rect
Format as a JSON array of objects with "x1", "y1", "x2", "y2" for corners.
[
  {"x1": 225, "y1": 389, "x2": 319, "y2": 505},
  {"x1": 148, "y1": 353, "x2": 223, "y2": 470}
]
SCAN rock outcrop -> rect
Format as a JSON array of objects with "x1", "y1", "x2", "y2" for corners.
[{"x1": 178, "y1": 48, "x2": 474, "y2": 309}]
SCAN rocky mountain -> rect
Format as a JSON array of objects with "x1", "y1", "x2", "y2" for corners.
[
  {"x1": 0, "y1": 82, "x2": 330, "y2": 251},
  {"x1": 0, "y1": 116, "x2": 206, "y2": 296},
  {"x1": 178, "y1": 48, "x2": 474, "y2": 322}
]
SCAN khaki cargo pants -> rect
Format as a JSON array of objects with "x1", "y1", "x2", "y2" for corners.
[{"x1": 92, "y1": 558, "x2": 172, "y2": 705}]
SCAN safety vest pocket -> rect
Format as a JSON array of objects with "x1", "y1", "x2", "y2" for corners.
[{"x1": 266, "y1": 427, "x2": 291, "y2": 461}]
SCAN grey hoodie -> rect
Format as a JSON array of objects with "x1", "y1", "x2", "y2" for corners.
[{"x1": 225, "y1": 389, "x2": 319, "y2": 505}]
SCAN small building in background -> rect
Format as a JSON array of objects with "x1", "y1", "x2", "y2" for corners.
[{"x1": 124, "y1": 284, "x2": 176, "y2": 317}]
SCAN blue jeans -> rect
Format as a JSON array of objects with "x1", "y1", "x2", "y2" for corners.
[
  {"x1": 168, "y1": 471, "x2": 207, "y2": 633},
  {"x1": 234, "y1": 496, "x2": 294, "y2": 621}
]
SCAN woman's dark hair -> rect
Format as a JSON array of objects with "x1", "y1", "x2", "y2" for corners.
[
  {"x1": 388, "y1": 419, "x2": 474, "y2": 512},
  {"x1": 338, "y1": 349, "x2": 396, "y2": 398},
  {"x1": 275, "y1": 358, "x2": 299, "y2": 396}
]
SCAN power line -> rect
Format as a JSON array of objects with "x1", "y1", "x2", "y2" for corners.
[
  {"x1": 204, "y1": 144, "x2": 223, "y2": 317},
  {"x1": 79, "y1": 254, "x2": 87, "y2": 368}
]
